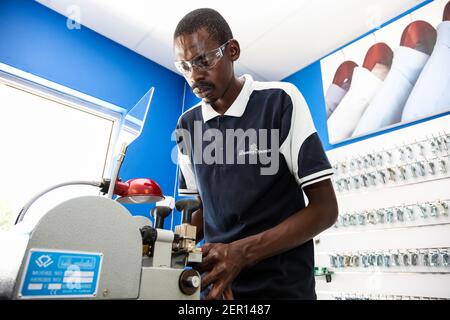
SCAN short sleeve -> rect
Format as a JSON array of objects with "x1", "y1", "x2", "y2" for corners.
[
  {"x1": 279, "y1": 84, "x2": 334, "y2": 190},
  {"x1": 176, "y1": 120, "x2": 200, "y2": 196},
  {"x1": 178, "y1": 151, "x2": 199, "y2": 196}
]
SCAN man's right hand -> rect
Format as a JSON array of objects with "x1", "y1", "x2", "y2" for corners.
[{"x1": 196, "y1": 242, "x2": 247, "y2": 300}]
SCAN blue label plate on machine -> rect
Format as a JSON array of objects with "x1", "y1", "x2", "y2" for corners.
[{"x1": 19, "y1": 249, "x2": 103, "y2": 299}]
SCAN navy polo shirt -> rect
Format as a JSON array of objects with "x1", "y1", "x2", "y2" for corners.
[{"x1": 176, "y1": 74, "x2": 333, "y2": 299}]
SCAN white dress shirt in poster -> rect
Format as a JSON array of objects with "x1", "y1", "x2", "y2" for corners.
[
  {"x1": 402, "y1": 21, "x2": 450, "y2": 122},
  {"x1": 325, "y1": 84, "x2": 348, "y2": 118},
  {"x1": 327, "y1": 67, "x2": 383, "y2": 143},
  {"x1": 353, "y1": 46, "x2": 430, "y2": 136}
]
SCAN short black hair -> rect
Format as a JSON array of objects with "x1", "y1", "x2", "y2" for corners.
[{"x1": 174, "y1": 8, "x2": 233, "y2": 45}]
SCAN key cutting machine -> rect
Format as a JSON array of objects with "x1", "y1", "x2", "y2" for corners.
[
  {"x1": 0, "y1": 180, "x2": 203, "y2": 300},
  {"x1": 0, "y1": 87, "x2": 203, "y2": 300}
]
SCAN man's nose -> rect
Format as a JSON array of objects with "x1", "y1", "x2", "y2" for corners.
[{"x1": 188, "y1": 66, "x2": 206, "y2": 85}]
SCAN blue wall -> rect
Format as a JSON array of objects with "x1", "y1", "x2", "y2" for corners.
[
  {"x1": 0, "y1": 0, "x2": 185, "y2": 226},
  {"x1": 283, "y1": 62, "x2": 332, "y2": 149}
]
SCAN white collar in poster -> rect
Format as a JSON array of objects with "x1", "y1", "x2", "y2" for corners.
[
  {"x1": 327, "y1": 66, "x2": 383, "y2": 144},
  {"x1": 401, "y1": 21, "x2": 450, "y2": 122},
  {"x1": 325, "y1": 83, "x2": 348, "y2": 118},
  {"x1": 353, "y1": 46, "x2": 430, "y2": 137}
]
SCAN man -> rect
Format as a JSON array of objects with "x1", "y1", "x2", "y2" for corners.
[{"x1": 173, "y1": 8, "x2": 338, "y2": 300}]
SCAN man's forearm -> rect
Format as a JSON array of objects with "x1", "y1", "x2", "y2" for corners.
[
  {"x1": 232, "y1": 180, "x2": 338, "y2": 268},
  {"x1": 233, "y1": 205, "x2": 334, "y2": 267}
]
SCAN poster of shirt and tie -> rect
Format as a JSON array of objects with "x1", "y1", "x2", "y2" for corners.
[{"x1": 322, "y1": 0, "x2": 450, "y2": 144}]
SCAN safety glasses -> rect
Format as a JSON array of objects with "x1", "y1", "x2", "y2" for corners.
[{"x1": 174, "y1": 40, "x2": 231, "y2": 76}]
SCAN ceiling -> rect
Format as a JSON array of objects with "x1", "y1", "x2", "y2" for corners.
[{"x1": 37, "y1": 0, "x2": 425, "y2": 81}]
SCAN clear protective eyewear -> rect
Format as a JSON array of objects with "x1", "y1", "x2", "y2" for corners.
[{"x1": 174, "y1": 40, "x2": 231, "y2": 75}]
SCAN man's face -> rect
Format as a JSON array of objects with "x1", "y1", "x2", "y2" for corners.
[{"x1": 174, "y1": 28, "x2": 234, "y2": 104}]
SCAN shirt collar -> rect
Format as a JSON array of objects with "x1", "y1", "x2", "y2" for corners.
[
  {"x1": 393, "y1": 46, "x2": 429, "y2": 82},
  {"x1": 201, "y1": 74, "x2": 254, "y2": 123},
  {"x1": 351, "y1": 67, "x2": 383, "y2": 92},
  {"x1": 437, "y1": 21, "x2": 450, "y2": 48}
]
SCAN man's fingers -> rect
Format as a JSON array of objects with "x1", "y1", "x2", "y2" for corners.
[
  {"x1": 222, "y1": 286, "x2": 234, "y2": 300},
  {"x1": 206, "y1": 283, "x2": 225, "y2": 300},
  {"x1": 194, "y1": 260, "x2": 214, "y2": 274},
  {"x1": 200, "y1": 250, "x2": 216, "y2": 266},
  {"x1": 201, "y1": 243, "x2": 211, "y2": 255},
  {"x1": 196, "y1": 251, "x2": 217, "y2": 273},
  {"x1": 201, "y1": 269, "x2": 220, "y2": 290},
  {"x1": 192, "y1": 263, "x2": 206, "y2": 274}
]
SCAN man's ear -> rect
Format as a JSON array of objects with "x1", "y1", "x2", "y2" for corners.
[{"x1": 228, "y1": 39, "x2": 241, "y2": 62}]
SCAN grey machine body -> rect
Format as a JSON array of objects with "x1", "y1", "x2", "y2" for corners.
[{"x1": 0, "y1": 196, "x2": 201, "y2": 300}]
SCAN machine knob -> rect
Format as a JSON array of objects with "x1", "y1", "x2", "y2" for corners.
[
  {"x1": 179, "y1": 269, "x2": 201, "y2": 296},
  {"x1": 140, "y1": 226, "x2": 157, "y2": 246},
  {"x1": 186, "y1": 275, "x2": 200, "y2": 288},
  {"x1": 151, "y1": 206, "x2": 172, "y2": 229},
  {"x1": 175, "y1": 199, "x2": 201, "y2": 224}
]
